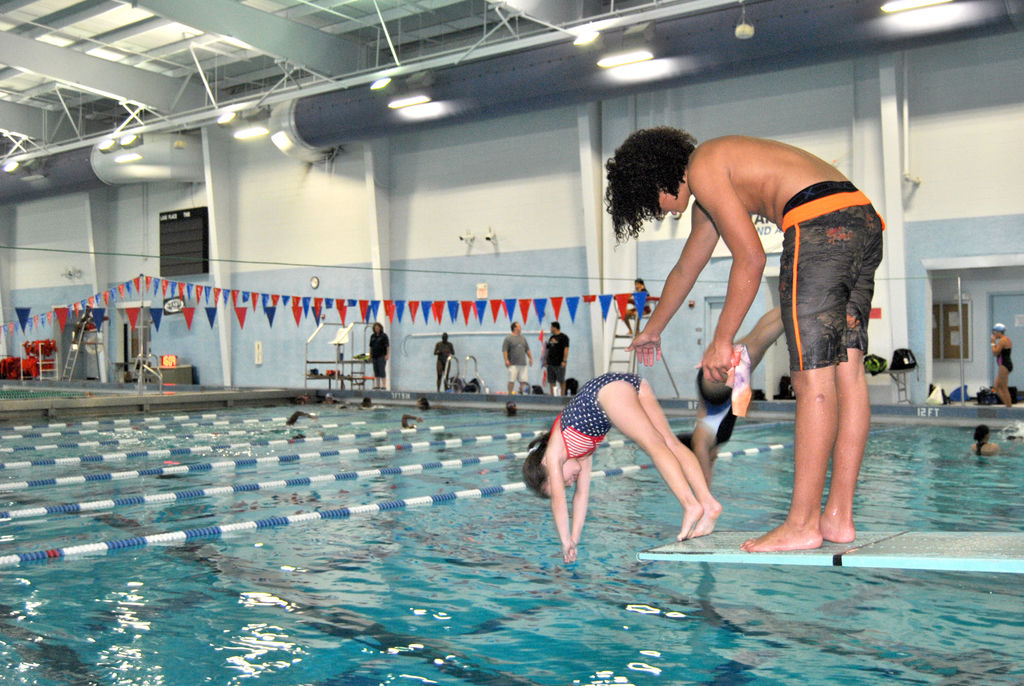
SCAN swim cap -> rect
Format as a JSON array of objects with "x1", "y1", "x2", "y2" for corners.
[{"x1": 993, "y1": 323, "x2": 1006, "y2": 332}]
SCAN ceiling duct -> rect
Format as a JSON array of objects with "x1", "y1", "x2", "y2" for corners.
[
  {"x1": 0, "y1": 147, "x2": 103, "y2": 206},
  {"x1": 90, "y1": 133, "x2": 203, "y2": 184},
  {"x1": 288, "y1": 0, "x2": 1021, "y2": 150}
]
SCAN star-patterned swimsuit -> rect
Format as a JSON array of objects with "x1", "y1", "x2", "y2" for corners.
[{"x1": 554, "y1": 372, "x2": 643, "y2": 460}]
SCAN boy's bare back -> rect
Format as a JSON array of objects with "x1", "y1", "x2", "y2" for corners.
[{"x1": 688, "y1": 136, "x2": 848, "y2": 226}]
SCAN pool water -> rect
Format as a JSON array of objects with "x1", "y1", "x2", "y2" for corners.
[{"x1": 0, "y1": 406, "x2": 1022, "y2": 685}]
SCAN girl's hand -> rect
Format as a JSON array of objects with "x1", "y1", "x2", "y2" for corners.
[{"x1": 562, "y1": 541, "x2": 578, "y2": 563}]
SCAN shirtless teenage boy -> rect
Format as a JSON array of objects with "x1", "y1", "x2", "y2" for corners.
[{"x1": 605, "y1": 128, "x2": 884, "y2": 552}]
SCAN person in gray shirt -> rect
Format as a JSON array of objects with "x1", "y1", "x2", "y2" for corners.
[{"x1": 502, "y1": 322, "x2": 533, "y2": 394}]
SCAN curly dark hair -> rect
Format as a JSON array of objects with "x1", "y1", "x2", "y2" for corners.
[
  {"x1": 522, "y1": 431, "x2": 551, "y2": 498},
  {"x1": 604, "y1": 126, "x2": 697, "y2": 242}
]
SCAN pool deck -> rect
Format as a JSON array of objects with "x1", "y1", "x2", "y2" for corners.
[{"x1": 0, "y1": 381, "x2": 1021, "y2": 426}]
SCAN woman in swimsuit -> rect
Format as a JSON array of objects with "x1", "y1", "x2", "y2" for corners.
[
  {"x1": 522, "y1": 372, "x2": 721, "y2": 563},
  {"x1": 991, "y1": 323, "x2": 1014, "y2": 408}
]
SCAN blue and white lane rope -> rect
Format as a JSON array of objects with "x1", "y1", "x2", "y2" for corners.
[
  {"x1": 0, "y1": 430, "x2": 547, "y2": 492},
  {"x1": 0, "y1": 423, "x2": 457, "y2": 458},
  {"x1": 0, "y1": 464, "x2": 654, "y2": 567},
  {"x1": 0, "y1": 450, "x2": 530, "y2": 520},
  {"x1": 0, "y1": 440, "x2": 791, "y2": 521}
]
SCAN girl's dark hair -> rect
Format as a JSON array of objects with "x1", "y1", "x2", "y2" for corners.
[
  {"x1": 522, "y1": 431, "x2": 551, "y2": 497},
  {"x1": 605, "y1": 127, "x2": 697, "y2": 242},
  {"x1": 974, "y1": 424, "x2": 989, "y2": 453}
]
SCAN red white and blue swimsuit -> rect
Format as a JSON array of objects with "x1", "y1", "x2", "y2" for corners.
[{"x1": 554, "y1": 373, "x2": 643, "y2": 459}]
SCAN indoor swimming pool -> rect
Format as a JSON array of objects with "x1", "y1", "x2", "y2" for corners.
[{"x1": 0, "y1": 404, "x2": 1021, "y2": 685}]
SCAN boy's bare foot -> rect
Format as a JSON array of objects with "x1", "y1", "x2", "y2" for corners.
[
  {"x1": 690, "y1": 498, "x2": 723, "y2": 538},
  {"x1": 740, "y1": 522, "x2": 822, "y2": 552},
  {"x1": 819, "y1": 511, "x2": 856, "y2": 544}
]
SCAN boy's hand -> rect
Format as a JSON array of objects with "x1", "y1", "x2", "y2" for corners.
[
  {"x1": 702, "y1": 340, "x2": 734, "y2": 383},
  {"x1": 627, "y1": 330, "x2": 662, "y2": 367}
]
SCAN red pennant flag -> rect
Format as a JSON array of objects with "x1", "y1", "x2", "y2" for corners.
[
  {"x1": 518, "y1": 298, "x2": 532, "y2": 323},
  {"x1": 102, "y1": 290, "x2": 111, "y2": 305},
  {"x1": 461, "y1": 300, "x2": 474, "y2": 324},
  {"x1": 408, "y1": 301, "x2": 419, "y2": 323},
  {"x1": 430, "y1": 301, "x2": 444, "y2": 323},
  {"x1": 145, "y1": 276, "x2": 152, "y2": 291},
  {"x1": 231, "y1": 290, "x2": 239, "y2": 307},
  {"x1": 292, "y1": 301, "x2": 304, "y2": 326},
  {"x1": 384, "y1": 300, "x2": 396, "y2": 323},
  {"x1": 336, "y1": 299, "x2": 348, "y2": 325},
  {"x1": 126, "y1": 307, "x2": 141, "y2": 329},
  {"x1": 195, "y1": 285, "x2": 204, "y2": 303},
  {"x1": 271, "y1": 293, "x2": 280, "y2": 307},
  {"x1": 55, "y1": 307, "x2": 70, "y2": 331},
  {"x1": 234, "y1": 307, "x2": 247, "y2": 328},
  {"x1": 213, "y1": 287, "x2": 222, "y2": 303},
  {"x1": 359, "y1": 300, "x2": 370, "y2": 321},
  {"x1": 614, "y1": 293, "x2": 632, "y2": 320},
  {"x1": 582, "y1": 294, "x2": 597, "y2": 303},
  {"x1": 490, "y1": 299, "x2": 505, "y2": 322},
  {"x1": 87, "y1": 296, "x2": 96, "y2": 307},
  {"x1": 182, "y1": 307, "x2": 195, "y2": 330},
  {"x1": 177, "y1": 282, "x2": 185, "y2": 298},
  {"x1": 313, "y1": 297, "x2": 324, "y2": 321},
  {"x1": 550, "y1": 296, "x2": 563, "y2": 321},
  {"x1": 161, "y1": 280, "x2": 169, "y2": 296},
  {"x1": 133, "y1": 276, "x2": 141, "y2": 293},
  {"x1": 117, "y1": 283, "x2": 127, "y2": 300}
]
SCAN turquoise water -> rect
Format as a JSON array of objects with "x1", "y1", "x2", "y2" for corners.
[{"x1": 0, "y1": 406, "x2": 1022, "y2": 684}]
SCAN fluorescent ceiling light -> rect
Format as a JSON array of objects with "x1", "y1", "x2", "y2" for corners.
[
  {"x1": 216, "y1": 111, "x2": 237, "y2": 124},
  {"x1": 370, "y1": 77, "x2": 392, "y2": 90},
  {"x1": 86, "y1": 46, "x2": 126, "y2": 62},
  {"x1": 2, "y1": 160, "x2": 19, "y2": 173},
  {"x1": 573, "y1": 30, "x2": 600, "y2": 46},
  {"x1": 395, "y1": 101, "x2": 448, "y2": 121},
  {"x1": 233, "y1": 125, "x2": 269, "y2": 140},
  {"x1": 597, "y1": 49, "x2": 654, "y2": 69},
  {"x1": 36, "y1": 33, "x2": 74, "y2": 48},
  {"x1": 270, "y1": 131, "x2": 293, "y2": 152},
  {"x1": 388, "y1": 94, "x2": 432, "y2": 109},
  {"x1": 114, "y1": 152, "x2": 142, "y2": 164},
  {"x1": 881, "y1": 0, "x2": 953, "y2": 12},
  {"x1": 119, "y1": 133, "x2": 139, "y2": 147}
]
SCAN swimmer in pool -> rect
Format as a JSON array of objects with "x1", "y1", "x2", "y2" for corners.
[
  {"x1": 522, "y1": 372, "x2": 721, "y2": 563},
  {"x1": 971, "y1": 424, "x2": 999, "y2": 456},
  {"x1": 402, "y1": 414, "x2": 422, "y2": 429},
  {"x1": 676, "y1": 308, "x2": 784, "y2": 484}
]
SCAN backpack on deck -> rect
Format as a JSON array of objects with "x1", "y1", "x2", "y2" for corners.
[{"x1": 890, "y1": 348, "x2": 917, "y2": 371}]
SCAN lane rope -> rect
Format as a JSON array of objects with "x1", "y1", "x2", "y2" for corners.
[
  {"x1": 0, "y1": 430, "x2": 547, "y2": 492},
  {"x1": 0, "y1": 439, "x2": 792, "y2": 520},
  {"x1": 0, "y1": 464, "x2": 656, "y2": 567}
]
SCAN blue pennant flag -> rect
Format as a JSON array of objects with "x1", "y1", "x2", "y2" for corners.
[
  {"x1": 566, "y1": 296, "x2": 580, "y2": 322},
  {"x1": 598, "y1": 294, "x2": 614, "y2": 320}
]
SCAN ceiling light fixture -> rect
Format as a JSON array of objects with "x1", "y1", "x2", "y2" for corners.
[
  {"x1": 388, "y1": 94, "x2": 432, "y2": 109},
  {"x1": 233, "y1": 125, "x2": 270, "y2": 140},
  {"x1": 573, "y1": 30, "x2": 601, "y2": 46},
  {"x1": 597, "y1": 49, "x2": 654, "y2": 69},
  {"x1": 119, "y1": 133, "x2": 141, "y2": 148},
  {"x1": 370, "y1": 77, "x2": 392, "y2": 90},
  {"x1": 216, "y1": 111, "x2": 237, "y2": 124},
  {"x1": 2, "y1": 160, "x2": 19, "y2": 173},
  {"x1": 881, "y1": 0, "x2": 953, "y2": 12},
  {"x1": 97, "y1": 137, "x2": 117, "y2": 151},
  {"x1": 114, "y1": 152, "x2": 142, "y2": 164},
  {"x1": 735, "y1": 0, "x2": 755, "y2": 39}
]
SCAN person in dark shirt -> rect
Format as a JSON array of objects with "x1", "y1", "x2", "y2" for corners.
[
  {"x1": 369, "y1": 322, "x2": 390, "y2": 390},
  {"x1": 434, "y1": 332, "x2": 455, "y2": 392},
  {"x1": 545, "y1": 321, "x2": 570, "y2": 396}
]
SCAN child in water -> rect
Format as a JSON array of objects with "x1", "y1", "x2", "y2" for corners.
[{"x1": 522, "y1": 372, "x2": 721, "y2": 562}]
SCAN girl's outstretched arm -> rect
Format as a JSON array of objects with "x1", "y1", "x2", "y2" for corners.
[{"x1": 545, "y1": 429, "x2": 576, "y2": 562}]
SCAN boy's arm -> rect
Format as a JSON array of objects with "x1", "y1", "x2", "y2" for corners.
[
  {"x1": 690, "y1": 175, "x2": 767, "y2": 382},
  {"x1": 628, "y1": 205, "x2": 720, "y2": 365}
]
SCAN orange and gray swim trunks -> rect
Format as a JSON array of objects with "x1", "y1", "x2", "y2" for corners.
[{"x1": 779, "y1": 181, "x2": 884, "y2": 372}]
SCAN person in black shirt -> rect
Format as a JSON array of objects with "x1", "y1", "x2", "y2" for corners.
[
  {"x1": 434, "y1": 332, "x2": 455, "y2": 392},
  {"x1": 369, "y1": 322, "x2": 390, "y2": 390},
  {"x1": 545, "y1": 321, "x2": 570, "y2": 396}
]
